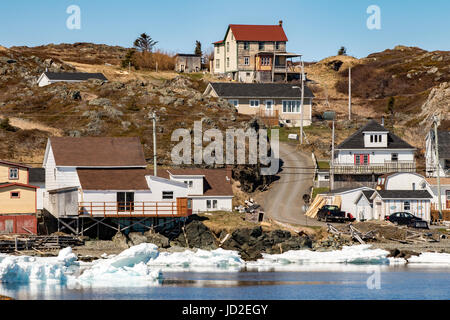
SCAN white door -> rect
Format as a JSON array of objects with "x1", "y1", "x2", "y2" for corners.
[{"x1": 265, "y1": 100, "x2": 274, "y2": 116}]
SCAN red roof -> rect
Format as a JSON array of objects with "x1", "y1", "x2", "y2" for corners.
[{"x1": 229, "y1": 24, "x2": 288, "y2": 42}]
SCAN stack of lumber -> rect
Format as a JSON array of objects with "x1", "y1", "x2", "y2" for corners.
[
  {"x1": 305, "y1": 195, "x2": 327, "y2": 218},
  {"x1": 0, "y1": 235, "x2": 84, "y2": 253},
  {"x1": 332, "y1": 195, "x2": 342, "y2": 207}
]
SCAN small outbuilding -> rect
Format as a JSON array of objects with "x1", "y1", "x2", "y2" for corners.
[{"x1": 175, "y1": 54, "x2": 201, "y2": 73}]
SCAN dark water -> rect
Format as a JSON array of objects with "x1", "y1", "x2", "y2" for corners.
[{"x1": 1, "y1": 266, "x2": 449, "y2": 300}]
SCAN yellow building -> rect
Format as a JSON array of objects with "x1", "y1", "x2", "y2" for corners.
[{"x1": 0, "y1": 161, "x2": 37, "y2": 215}]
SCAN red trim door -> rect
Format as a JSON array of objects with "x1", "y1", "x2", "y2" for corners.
[{"x1": 354, "y1": 154, "x2": 370, "y2": 165}]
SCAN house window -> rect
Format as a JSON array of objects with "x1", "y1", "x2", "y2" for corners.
[
  {"x1": 226, "y1": 57, "x2": 230, "y2": 67},
  {"x1": 162, "y1": 191, "x2": 174, "y2": 200},
  {"x1": 10, "y1": 191, "x2": 20, "y2": 199},
  {"x1": 282, "y1": 100, "x2": 301, "y2": 113},
  {"x1": 370, "y1": 135, "x2": 373, "y2": 143},
  {"x1": 261, "y1": 57, "x2": 271, "y2": 66},
  {"x1": 265, "y1": 100, "x2": 273, "y2": 110},
  {"x1": 404, "y1": 201, "x2": 410, "y2": 211},
  {"x1": 391, "y1": 153, "x2": 398, "y2": 161},
  {"x1": 228, "y1": 99, "x2": 239, "y2": 107},
  {"x1": 412, "y1": 183, "x2": 416, "y2": 190},
  {"x1": 275, "y1": 42, "x2": 280, "y2": 50},
  {"x1": 216, "y1": 46, "x2": 220, "y2": 54},
  {"x1": 250, "y1": 100, "x2": 260, "y2": 107},
  {"x1": 117, "y1": 192, "x2": 134, "y2": 212},
  {"x1": 259, "y1": 42, "x2": 264, "y2": 50},
  {"x1": 8, "y1": 168, "x2": 19, "y2": 180},
  {"x1": 184, "y1": 181, "x2": 193, "y2": 188},
  {"x1": 226, "y1": 42, "x2": 229, "y2": 52},
  {"x1": 244, "y1": 56, "x2": 249, "y2": 65},
  {"x1": 213, "y1": 200, "x2": 218, "y2": 209},
  {"x1": 216, "y1": 59, "x2": 220, "y2": 69},
  {"x1": 243, "y1": 42, "x2": 249, "y2": 50},
  {"x1": 354, "y1": 154, "x2": 370, "y2": 165},
  {"x1": 206, "y1": 200, "x2": 211, "y2": 209}
]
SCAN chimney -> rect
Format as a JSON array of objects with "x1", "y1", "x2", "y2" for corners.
[
  {"x1": 279, "y1": 20, "x2": 283, "y2": 27},
  {"x1": 381, "y1": 116, "x2": 385, "y2": 126}
]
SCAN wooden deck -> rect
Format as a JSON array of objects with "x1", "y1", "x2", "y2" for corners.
[
  {"x1": 332, "y1": 160, "x2": 416, "y2": 174},
  {"x1": 256, "y1": 110, "x2": 279, "y2": 127},
  {"x1": 78, "y1": 198, "x2": 191, "y2": 218}
]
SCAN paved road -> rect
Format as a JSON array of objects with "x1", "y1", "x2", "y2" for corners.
[{"x1": 256, "y1": 142, "x2": 322, "y2": 226}]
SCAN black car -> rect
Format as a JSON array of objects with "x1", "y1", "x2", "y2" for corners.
[
  {"x1": 385, "y1": 212, "x2": 429, "y2": 229},
  {"x1": 317, "y1": 205, "x2": 346, "y2": 222}
]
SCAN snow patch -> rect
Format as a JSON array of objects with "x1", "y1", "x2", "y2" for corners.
[{"x1": 407, "y1": 252, "x2": 450, "y2": 266}]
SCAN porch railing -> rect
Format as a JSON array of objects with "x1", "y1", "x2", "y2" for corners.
[
  {"x1": 331, "y1": 160, "x2": 416, "y2": 174},
  {"x1": 78, "y1": 198, "x2": 190, "y2": 218}
]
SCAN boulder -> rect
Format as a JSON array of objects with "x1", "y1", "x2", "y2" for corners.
[
  {"x1": 174, "y1": 220, "x2": 217, "y2": 250},
  {"x1": 128, "y1": 232, "x2": 148, "y2": 246},
  {"x1": 112, "y1": 232, "x2": 130, "y2": 249},
  {"x1": 89, "y1": 98, "x2": 112, "y2": 107},
  {"x1": 143, "y1": 231, "x2": 170, "y2": 248}
]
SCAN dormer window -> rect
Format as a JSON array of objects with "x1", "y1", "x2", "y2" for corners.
[{"x1": 9, "y1": 168, "x2": 19, "y2": 180}]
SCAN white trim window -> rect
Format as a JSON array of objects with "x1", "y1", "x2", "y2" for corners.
[
  {"x1": 282, "y1": 100, "x2": 301, "y2": 113},
  {"x1": 228, "y1": 99, "x2": 239, "y2": 107},
  {"x1": 216, "y1": 59, "x2": 220, "y2": 69},
  {"x1": 250, "y1": 100, "x2": 260, "y2": 107},
  {"x1": 216, "y1": 46, "x2": 220, "y2": 54},
  {"x1": 265, "y1": 100, "x2": 274, "y2": 110},
  {"x1": 243, "y1": 42, "x2": 249, "y2": 50},
  {"x1": 226, "y1": 42, "x2": 229, "y2": 53},
  {"x1": 9, "y1": 168, "x2": 19, "y2": 180},
  {"x1": 244, "y1": 56, "x2": 249, "y2": 65},
  {"x1": 226, "y1": 57, "x2": 230, "y2": 68}
]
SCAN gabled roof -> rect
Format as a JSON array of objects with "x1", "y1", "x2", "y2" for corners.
[
  {"x1": 0, "y1": 160, "x2": 31, "y2": 169},
  {"x1": 165, "y1": 168, "x2": 233, "y2": 197},
  {"x1": 206, "y1": 82, "x2": 314, "y2": 99},
  {"x1": 429, "y1": 130, "x2": 450, "y2": 159},
  {"x1": 0, "y1": 182, "x2": 37, "y2": 189},
  {"x1": 373, "y1": 190, "x2": 432, "y2": 200},
  {"x1": 336, "y1": 120, "x2": 414, "y2": 149},
  {"x1": 77, "y1": 168, "x2": 149, "y2": 190},
  {"x1": 228, "y1": 24, "x2": 288, "y2": 42},
  {"x1": 43, "y1": 72, "x2": 108, "y2": 81},
  {"x1": 354, "y1": 190, "x2": 375, "y2": 204},
  {"x1": 48, "y1": 137, "x2": 147, "y2": 167}
]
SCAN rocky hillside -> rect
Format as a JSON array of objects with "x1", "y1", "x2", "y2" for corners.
[{"x1": 306, "y1": 46, "x2": 450, "y2": 123}]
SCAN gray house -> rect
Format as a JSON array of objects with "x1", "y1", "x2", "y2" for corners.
[{"x1": 175, "y1": 54, "x2": 202, "y2": 73}]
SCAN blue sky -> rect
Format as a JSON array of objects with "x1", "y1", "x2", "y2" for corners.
[{"x1": 1, "y1": 0, "x2": 449, "y2": 61}]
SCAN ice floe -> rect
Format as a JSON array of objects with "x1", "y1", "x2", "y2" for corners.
[
  {"x1": 147, "y1": 248, "x2": 245, "y2": 272},
  {"x1": 1, "y1": 243, "x2": 449, "y2": 285}
]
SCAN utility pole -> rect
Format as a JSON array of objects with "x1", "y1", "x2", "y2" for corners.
[
  {"x1": 300, "y1": 58, "x2": 305, "y2": 144},
  {"x1": 433, "y1": 114, "x2": 442, "y2": 220},
  {"x1": 151, "y1": 111, "x2": 157, "y2": 177},
  {"x1": 330, "y1": 119, "x2": 335, "y2": 190},
  {"x1": 348, "y1": 67, "x2": 352, "y2": 121}
]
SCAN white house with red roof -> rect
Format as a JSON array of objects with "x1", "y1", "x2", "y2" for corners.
[{"x1": 212, "y1": 21, "x2": 301, "y2": 82}]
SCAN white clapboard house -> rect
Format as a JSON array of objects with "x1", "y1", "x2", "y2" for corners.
[
  {"x1": 42, "y1": 137, "x2": 193, "y2": 235},
  {"x1": 331, "y1": 119, "x2": 416, "y2": 189},
  {"x1": 160, "y1": 168, "x2": 234, "y2": 213},
  {"x1": 425, "y1": 129, "x2": 450, "y2": 177}
]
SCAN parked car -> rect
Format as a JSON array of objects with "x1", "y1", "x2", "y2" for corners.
[
  {"x1": 385, "y1": 212, "x2": 429, "y2": 229},
  {"x1": 317, "y1": 205, "x2": 346, "y2": 223}
]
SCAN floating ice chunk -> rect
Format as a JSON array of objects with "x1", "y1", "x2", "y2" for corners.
[
  {"x1": 57, "y1": 247, "x2": 78, "y2": 266},
  {"x1": 147, "y1": 248, "x2": 245, "y2": 271},
  {"x1": 407, "y1": 252, "x2": 450, "y2": 266},
  {"x1": 0, "y1": 256, "x2": 68, "y2": 283},
  {"x1": 108, "y1": 243, "x2": 159, "y2": 268},
  {"x1": 248, "y1": 245, "x2": 392, "y2": 267}
]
